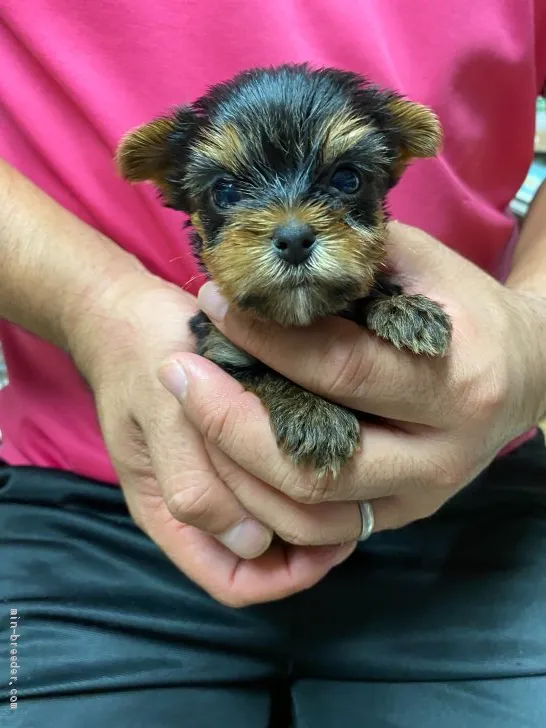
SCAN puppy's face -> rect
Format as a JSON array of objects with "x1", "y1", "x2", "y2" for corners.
[{"x1": 117, "y1": 65, "x2": 441, "y2": 326}]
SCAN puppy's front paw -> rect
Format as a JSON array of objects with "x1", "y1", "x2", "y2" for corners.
[
  {"x1": 366, "y1": 294, "x2": 452, "y2": 357},
  {"x1": 269, "y1": 392, "x2": 361, "y2": 478}
]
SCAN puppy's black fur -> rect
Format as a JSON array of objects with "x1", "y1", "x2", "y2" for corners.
[{"x1": 116, "y1": 64, "x2": 451, "y2": 476}]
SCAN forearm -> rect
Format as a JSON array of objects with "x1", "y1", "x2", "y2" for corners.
[
  {"x1": 504, "y1": 179, "x2": 546, "y2": 422},
  {"x1": 506, "y1": 180, "x2": 546, "y2": 295},
  {"x1": 0, "y1": 159, "x2": 147, "y2": 350}
]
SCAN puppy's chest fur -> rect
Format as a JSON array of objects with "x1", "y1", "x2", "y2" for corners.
[{"x1": 190, "y1": 275, "x2": 403, "y2": 381}]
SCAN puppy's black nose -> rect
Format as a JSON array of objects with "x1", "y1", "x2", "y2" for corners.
[{"x1": 272, "y1": 222, "x2": 316, "y2": 265}]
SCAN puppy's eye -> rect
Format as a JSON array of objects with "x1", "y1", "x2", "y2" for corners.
[
  {"x1": 330, "y1": 167, "x2": 361, "y2": 195},
  {"x1": 211, "y1": 179, "x2": 241, "y2": 209}
]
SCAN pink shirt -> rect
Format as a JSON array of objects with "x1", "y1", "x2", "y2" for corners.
[{"x1": 1, "y1": 1, "x2": 545, "y2": 483}]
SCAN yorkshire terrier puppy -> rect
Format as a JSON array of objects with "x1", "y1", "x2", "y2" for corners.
[{"x1": 116, "y1": 64, "x2": 451, "y2": 476}]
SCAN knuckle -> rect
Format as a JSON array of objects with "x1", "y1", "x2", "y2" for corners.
[
  {"x1": 317, "y1": 336, "x2": 375, "y2": 400},
  {"x1": 473, "y1": 373, "x2": 507, "y2": 418},
  {"x1": 199, "y1": 400, "x2": 235, "y2": 447},
  {"x1": 453, "y1": 361, "x2": 508, "y2": 423},
  {"x1": 275, "y1": 467, "x2": 309, "y2": 502},
  {"x1": 273, "y1": 513, "x2": 324, "y2": 546},
  {"x1": 275, "y1": 468, "x2": 299, "y2": 498},
  {"x1": 274, "y1": 524, "x2": 308, "y2": 546},
  {"x1": 288, "y1": 485, "x2": 319, "y2": 506},
  {"x1": 306, "y1": 475, "x2": 336, "y2": 504},
  {"x1": 275, "y1": 521, "x2": 343, "y2": 547},
  {"x1": 280, "y1": 472, "x2": 334, "y2": 505},
  {"x1": 165, "y1": 479, "x2": 215, "y2": 526},
  {"x1": 426, "y1": 454, "x2": 468, "y2": 493},
  {"x1": 295, "y1": 490, "x2": 321, "y2": 507}
]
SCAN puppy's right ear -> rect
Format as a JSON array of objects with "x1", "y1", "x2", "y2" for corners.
[
  {"x1": 116, "y1": 116, "x2": 176, "y2": 184},
  {"x1": 115, "y1": 108, "x2": 198, "y2": 207}
]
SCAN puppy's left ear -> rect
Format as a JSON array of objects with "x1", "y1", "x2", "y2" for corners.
[
  {"x1": 115, "y1": 107, "x2": 198, "y2": 207},
  {"x1": 383, "y1": 96, "x2": 442, "y2": 182}
]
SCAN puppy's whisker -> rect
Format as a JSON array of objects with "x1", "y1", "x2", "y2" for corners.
[{"x1": 181, "y1": 272, "x2": 209, "y2": 290}]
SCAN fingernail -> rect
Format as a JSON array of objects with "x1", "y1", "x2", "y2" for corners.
[
  {"x1": 158, "y1": 360, "x2": 188, "y2": 401},
  {"x1": 198, "y1": 282, "x2": 229, "y2": 323},
  {"x1": 217, "y1": 518, "x2": 272, "y2": 559}
]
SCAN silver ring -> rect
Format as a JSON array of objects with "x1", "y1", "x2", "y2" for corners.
[{"x1": 358, "y1": 501, "x2": 375, "y2": 541}]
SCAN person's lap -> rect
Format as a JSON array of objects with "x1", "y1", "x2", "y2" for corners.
[{"x1": 2, "y1": 433, "x2": 546, "y2": 727}]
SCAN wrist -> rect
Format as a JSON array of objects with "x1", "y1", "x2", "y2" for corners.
[
  {"x1": 58, "y1": 243, "x2": 146, "y2": 347},
  {"x1": 65, "y1": 263, "x2": 198, "y2": 391},
  {"x1": 503, "y1": 285, "x2": 546, "y2": 427}
]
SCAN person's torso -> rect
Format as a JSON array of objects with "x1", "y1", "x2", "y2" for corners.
[{"x1": 1, "y1": 0, "x2": 545, "y2": 481}]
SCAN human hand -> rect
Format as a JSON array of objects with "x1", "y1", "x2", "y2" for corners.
[
  {"x1": 161, "y1": 222, "x2": 546, "y2": 534},
  {"x1": 67, "y1": 270, "x2": 356, "y2": 606}
]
